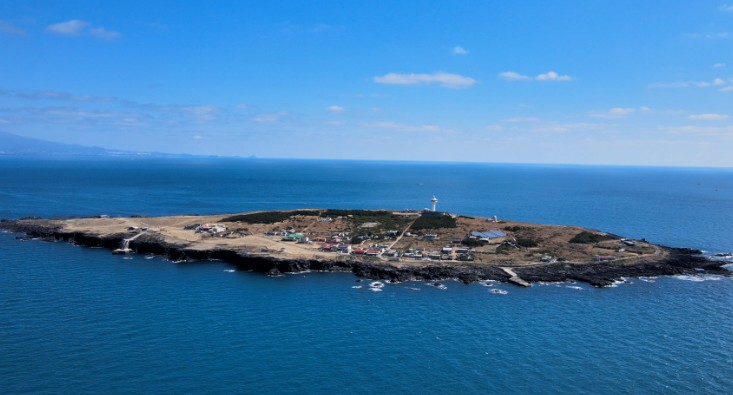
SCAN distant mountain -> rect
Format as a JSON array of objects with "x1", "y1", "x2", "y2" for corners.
[{"x1": 0, "y1": 131, "x2": 195, "y2": 158}]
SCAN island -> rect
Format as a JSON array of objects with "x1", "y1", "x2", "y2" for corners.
[{"x1": 2, "y1": 208, "x2": 729, "y2": 287}]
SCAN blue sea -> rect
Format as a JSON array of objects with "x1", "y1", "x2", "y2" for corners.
[{"x1": 1, "y1": 158, "x2": 732, "y2": 394}]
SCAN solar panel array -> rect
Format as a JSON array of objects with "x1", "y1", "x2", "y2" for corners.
[{"x1": 471, "y1": 230, "x2": 506, "y2": 239}]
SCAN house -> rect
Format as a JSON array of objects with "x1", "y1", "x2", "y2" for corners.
[
  {"x1": 282, "y1": 233, "x2": 306, "y2": 242},
  {"x1": 470, "y1": 230, "x2": 506, "y2": 241}
]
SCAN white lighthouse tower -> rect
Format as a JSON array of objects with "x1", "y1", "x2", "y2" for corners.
[{"x1": 431, "y1": 195, "x2": 438, "y2": 212}]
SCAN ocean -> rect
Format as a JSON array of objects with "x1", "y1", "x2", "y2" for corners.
[{"x1": 1, "y1": 158, "x2": 731, "y2": 394}]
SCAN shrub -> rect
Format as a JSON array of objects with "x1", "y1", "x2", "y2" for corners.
[
  {"x1": 220, "y1": 210, "x2": 319, "y2": 224},
  {"x1": 515, "y1": 238, "x2": 539, "y2": 248},
  {"x1": 461, "y1": 238, "x2": 485, "y2": 247},
  {"x1": 411, "y1": 215, "x2": 457, "y2": 230},
  {"x1": 569, "y1": 231, "x2": 617, "y2": 244}
]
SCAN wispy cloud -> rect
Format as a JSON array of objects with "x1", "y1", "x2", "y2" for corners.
[
  {"x1": 713, "y1": 63, "x2": 726, "y2": 68},
  {"x1": 722, "y1": 4, "x2": 733, "y2": 12},
  {"x1": 661, "y1": 124, "x2": 733, "y2": 136},
  {"x1": 46, "y1": 19, "x2": 88, "y2": 35},
  {"x1": 366, "y1": 121, "x2": 444, "y2": 132},
  {"x1": 452, "y1": 46, "x2": 468, "y2": 55},
  {"x1": 649, "y1": 78, "x2": 728, "y2": 89},
  {"x1": 326, "y1": 105, "x2": 344, "y2": 114},
  {"x1": 498, "y1": 71, "x2": 530, "y2": 81},
  {"x1": 253, "y1": 112, "x2": 288, "y2": 124},
  {"x1": 0, "y1": 20, "x2": 26, "y2": 36},
  {"x1": 498, "y1": 70, "x2": 573, "y2": 82},
  {"x1": 687, "y1": 113, "x2": 729, "y2": 121},
  {"x1": 588, "y1": 107, "x2": 650, "y2": 119},
  {"x1": 46, "y1": 19, "x2": 120, "y2": 39},
  {"x1": 497, "y1": 117, "x2": 604, "y2": 134},
  {"x1": 0, "y1": 88, "x2": 122, "y2": 103},
  {"x1": 183, "y1": 106, "x2": 217, "y2": 123},
  {"x1": 373, "y1": 72, "x2": 476, "y2": 88},
  {"x1": 90, "y1": 26, "x2": 121, "y2": 40},
  {"x1": 682, "y1": 32, "x2": 731, "y2": 40}
]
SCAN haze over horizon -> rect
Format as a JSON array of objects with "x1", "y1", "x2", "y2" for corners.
[{"x1": 1, "y1": 1, "x2": 732, "y2": 167}]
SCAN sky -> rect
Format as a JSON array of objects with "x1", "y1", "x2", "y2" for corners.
[{"x1": 1, "y1": 1, "x2": 732, "y2": 167}]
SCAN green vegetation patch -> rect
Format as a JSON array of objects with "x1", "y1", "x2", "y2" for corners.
[
  {"x1": 515, "y1": 238, "x2": 539, "y2": 248},
  {"x1": 569, "y1": 231, "x2": 618, "y2": 244},
  {"x1": 220, "y1": 210, "x2": 320, "y2": 224},
  {"x1": 322, "y1": 209, "x2": 411, "y2": 233},
  {"x1": 411, "y1": 214, "x2": 457, "y2": 231},
  {"x1": 461, "y1": 238, "x2": 485, "y2": 247}
]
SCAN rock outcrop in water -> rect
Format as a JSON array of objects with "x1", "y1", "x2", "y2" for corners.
[{"x1": 1, "y1": 215, "x2": 729, "y2": 288}]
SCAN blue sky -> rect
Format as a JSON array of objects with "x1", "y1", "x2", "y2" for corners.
[{"x1": 1, "y1": 1, "x2": 732, "y2": 166}]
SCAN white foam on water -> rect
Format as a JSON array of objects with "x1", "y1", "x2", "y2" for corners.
[
  {"x1": 351, "y1": 285, "x2": 362, "y2": 289},
  {"x1": 723, "y1": 263, "x2": 733, "y2": 271},
  {"x1": 673, "y1": 274, "x2": 724, "y2": 282},
  {"x1": 404, "y1": 287, "x2": 421, "y2": 291},
  {"x1": 536, "y1": 281, "x2": 564, "y2": 287},
  {"x1": 122, "y1": 256, "x2": 133, "y2": 260},
  {"x1": 368, "y1": 287, "x2": 383, "y2": 292},
  {"x1": 565, "y1": 286, "x2": 584, "y2": 290},
  {"x1": 223, "y1": 269, "x2": 236, "y2": 273},
  {"x1": 639, "y1": 276, "x2": 657, "y2": 282},
  {"x1": 490, "y1": 289, "x2": 508, "y2": 295}
]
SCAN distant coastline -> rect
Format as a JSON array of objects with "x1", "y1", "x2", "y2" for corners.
[{"x1": 2, "y1": 209, "x2": 729, "y2": 288}]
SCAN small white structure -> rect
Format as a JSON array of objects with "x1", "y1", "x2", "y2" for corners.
[{"x1": 431, "y1": 195, "x2": 438, "y2": 212}]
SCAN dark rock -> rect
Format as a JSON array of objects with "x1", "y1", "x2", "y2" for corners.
[{"x1": 1, "y1": 219, "x2": 729, "y2": 288}]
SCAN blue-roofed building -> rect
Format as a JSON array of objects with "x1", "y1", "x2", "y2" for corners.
[{"x1": 470, "y1": 230, "x2": 507, "y2": 240}]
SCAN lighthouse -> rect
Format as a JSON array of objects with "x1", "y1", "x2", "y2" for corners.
[{"x1": 431, "y1": 195, "x2": 438, "y2": 212}]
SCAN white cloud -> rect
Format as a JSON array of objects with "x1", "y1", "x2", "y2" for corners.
[
  {"x1": 485, "y1": 124, "x2": 504, "y2": 132},
  {"x1": 253, "y1": 112, "x2": 287, "y2": 124},
  {"x1": 501, "y1": 117, "x2": 540, "y2": 123},
  {"x1": 497, "y1": 117, "x2": 605, "y2": 134},
  {"x1": 90, "y1": 27, "x2": 121, "y2": 40},
  {"x1": 47, "y1": 19, "x2": 88, "y2": 35},
  {"x1": 326, "y1": 105, "x2": 344, "y2": 114},
  {"x1": 192, "y1": 135, "x2": 204, "y2": 140},
  {"x1": 498, "y1": 71, "x2": 530, "y2": 81},
  {"x1": 713, "y1": 63, "x2": 726, "y2": 68},
  {"x1": 183, "y1": 106, "x2": 217, "y2": 123},
  {"x1": 373, "y1": 72, "x2": 476, "y2": 88},
  {"x1": 536, "y1": 71, "x2": 573, "y2": 81},
  {"x1": 452, "y1": 46, "x2": 468, "y2": 55},
  {"x1": 0, "y1": 20, "x2": 26, "y2": 36},
  {"x1": 367, "y1": 121, "x2": 443, "y2": 132},
  {"x1": 499, "y1": 70, "x2": 572, "y2": 82},
  {"x1": 649, "y1": 78, "x2": 728, "y2": 88},
  {"x1": 46, "y1": 19, "x2": 120, "y2": 39},
  {"x1": 687, "y1": 113, "x2": 729, "y2": 121},
  {"x1": 589, "y1": 107, "x2": 637, "y2": 119},
  {"x1": 682, "y1": 32, "x2": 731, "y2": 39},
  {"x1": 661, "y1": 125, "x2": 733, "y2": 136},
  {"x1": 721, "y1": 85, "x2": 733, "y2": 92}
]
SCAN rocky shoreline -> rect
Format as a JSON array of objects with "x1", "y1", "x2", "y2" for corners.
[{"x1": 2, "y1": 219, "x2": 729, "y2": 288}]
